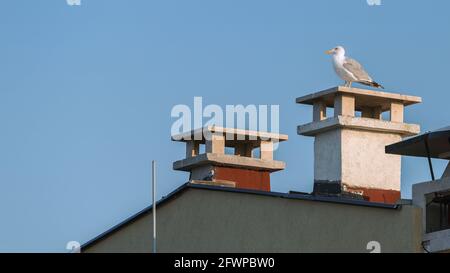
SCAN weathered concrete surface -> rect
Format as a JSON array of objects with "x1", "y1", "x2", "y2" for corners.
[
  {"x1": 83, "y1": 187, "x2": 423, "y2": 253},
  {"x1": 313, "y1": 129, "x2": 342, "y2": 183},
  {"x1": 260, "y1": 140, "x2": 273, "y2": 160},
  {"x1": 172, "y1": 126, "x2": 288, "y2": 143},
  {"x1": 205, "y1": 133, "x2": 225, "y2": 154},
  {"x1": 390, "y1": 102, "x2": 404, "y2": 123},
  {"x1": 298, "y1": 116, "x2": 420, "y2": 137},
  {"x1": 334, "y1": 94, "x2": 355, "y2": 117},
  {"x1": 341, "y1": 129, "x2": 402, "y2": 191},
  {"x1": 173, "y1": 153, "x2": 286, "y2": 172},
  {"x1": 313, "y1": 128, "x2": 402, "y2": 192},
  {"x1": 313, "y1": 100, "x2": 326, "y2": 122},
  {"x1": 296, "y1": 86, "x2": 422, "y2": 112}
]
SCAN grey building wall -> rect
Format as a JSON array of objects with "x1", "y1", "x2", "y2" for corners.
[{"x1": 83, "y1": 187, "x2": 423, "y2": 253}]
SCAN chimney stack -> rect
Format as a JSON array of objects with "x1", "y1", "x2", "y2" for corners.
[
  {"x1": 173, "y1": 126, "x2": 288, "y2": 191},
  {"x1": 297, "y1": 86, "x2": 421, "y2": 204}
]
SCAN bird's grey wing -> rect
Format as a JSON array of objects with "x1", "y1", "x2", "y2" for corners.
[{"x1": 343, "y1": 57, "x2": 373, "y2": 82}]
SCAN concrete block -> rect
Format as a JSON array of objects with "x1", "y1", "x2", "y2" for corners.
[
  {"x1": 340, "y1": 129, "x2": 402, "y2": 191},
  {"x1": 260, "y1": 140, "x2": 273, "y2": 161},
  {"x1": 313, "y1": 100, "x2": 326, "y2": 122},
  {"x1": 334, "y1": 94, "x2": 355, "y2": 117},
  {"x1": 173, "y1": 153, "x2": 286, "y2": 172},
  {"x1": 313, "y1": 128, "x2": 402, "y2": 199},
  {"x1": 390, "y1": 102, "x2": 404, "y2": 123},
  {"x1": 314, "y1": 130, "x2": 342, "y2": 183},
  {"x1": 205, "y1": 134, "x2": 225, "y2": 154}
]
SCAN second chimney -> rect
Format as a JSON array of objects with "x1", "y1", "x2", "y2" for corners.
[{"x1": 297, "y1": 86, "x2": 421, "y2": 204}]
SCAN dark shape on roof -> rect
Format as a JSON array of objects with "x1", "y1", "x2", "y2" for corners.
[{"x1": 81, "y1": 182, "x2": 402, "y2": 250}]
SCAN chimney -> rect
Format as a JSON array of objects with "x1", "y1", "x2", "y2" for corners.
[
  {"x1": 172, "y1": 126, "x2": 288, "y2": 191},
  {"x1": 296, "y1": 86, "x2": 421, "y2": 204}
]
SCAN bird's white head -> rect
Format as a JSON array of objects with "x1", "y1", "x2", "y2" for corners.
[{"x1": 325, "y1": 46, "x2": 346, "y2": 57}]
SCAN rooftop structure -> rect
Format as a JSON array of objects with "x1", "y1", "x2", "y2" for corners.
[
  {"x1": 297, "y1": 86, "x2": 421, "y2": 204},
  {"x1": 172, "y1": 126, "x2": 288, "y2": 191}
]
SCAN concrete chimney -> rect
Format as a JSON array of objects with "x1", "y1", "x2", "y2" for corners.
[
  {"x1": 173, "y1": 126, "x2": 288, "y2": 191},
  {"x1": 296, "y1": 86, "x2": 421, "y2": 204}
]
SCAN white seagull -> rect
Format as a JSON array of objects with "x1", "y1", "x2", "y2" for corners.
[{"x1": 325, "y1": 46, "x2": 384, "y2": 89}]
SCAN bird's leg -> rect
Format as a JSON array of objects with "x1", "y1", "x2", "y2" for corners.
[
  {"x1": 344, "y1": 81, "x2": 350, "y2": 87},
  {"x1": 348, "y1": 81, "x2": 353, "y2": 88}
]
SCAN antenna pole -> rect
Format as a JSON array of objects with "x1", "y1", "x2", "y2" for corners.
[{"x1": 152, "y1": 160, "x2": 157, "y2": 253}]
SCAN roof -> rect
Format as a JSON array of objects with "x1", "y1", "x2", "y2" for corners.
[
  {"x1": 386, "y1": 126, "x2": 450, "y2": 159},
  {"x1": 81, "y1": 182, "x2": 402, "y2": 250},
  {"x1": 296, "y1": 86, "x2": 422, "y2": 112}
]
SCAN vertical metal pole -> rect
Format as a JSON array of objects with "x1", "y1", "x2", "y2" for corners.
[
  {"x1": 424, "y1": 135, "x2": 435, "y2": 181},
  {"x1": 152, "y1": 160, "x2": 157, "y2": 253}
]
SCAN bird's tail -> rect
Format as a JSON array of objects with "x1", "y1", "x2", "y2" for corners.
[{"x1": 359, "y1": 81, "x2": 384, "y2": 89}]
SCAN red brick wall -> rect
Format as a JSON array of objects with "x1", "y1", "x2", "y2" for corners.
[{"x1": 214, "y1": 167, "x2": 271, "y2": 191}]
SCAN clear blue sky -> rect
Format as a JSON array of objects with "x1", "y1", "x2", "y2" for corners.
[{"x1": 1, "y1": 0, "x2": 449, "y2": 252}]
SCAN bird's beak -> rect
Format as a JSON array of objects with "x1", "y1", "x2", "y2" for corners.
[{"x1": 325, "y1": 49, "x2": 334, "y2": 55}]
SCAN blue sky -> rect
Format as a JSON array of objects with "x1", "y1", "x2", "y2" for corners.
[{"x1": 0, "y1": 0, "x2": 449, "y2": 252}]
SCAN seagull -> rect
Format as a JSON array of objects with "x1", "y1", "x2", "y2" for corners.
[
  {"x1": 203, "y1": 169, "x2": 215, "y2": 181},
  {"x1": 325, "y1": 46, "x2": 384, "y2": 89}
]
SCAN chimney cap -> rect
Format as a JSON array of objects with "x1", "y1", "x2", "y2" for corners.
[
  {"x1": 172, "y1": 126, "x2": 288, "y2": 143},
  {"x1": 172, "y1": 126, "x2": 288, "y2": 176},
  {"x1": 296, "y1": 86, "x2": 422, "y2": 112}
]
